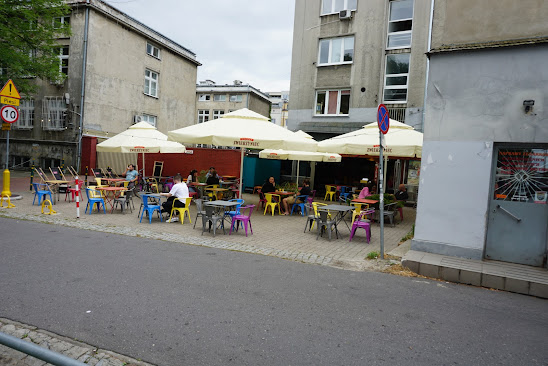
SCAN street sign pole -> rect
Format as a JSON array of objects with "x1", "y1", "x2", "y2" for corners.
[
  {"x1": 5, "y1": 129, "x2": 9, "y2": 170},
  {"x1": 377, "y1": 104, "x2": 390, "y2": 260}
]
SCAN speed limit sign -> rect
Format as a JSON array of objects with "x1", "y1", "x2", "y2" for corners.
[{"x1": 1, "y1": 105, "x2": 19, "y2": 123}]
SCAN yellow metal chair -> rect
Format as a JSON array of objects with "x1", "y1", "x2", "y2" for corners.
[
  {"x1": 147, "y1": 178, "x2": 160, "y2": 193},
  {"x1": 305, "y1": 202, "x2": 328, "y2": 231},
  {"x1": 351, "y1": 202, "x2": 369, "y2": 224},
  {"x1": 205, "y1": 184, "x2": 219, "y2": 200},
  {"x1": 324, "y1": 185, "x2": 337, "y2": 201},
  {"x1": 263, "y1": 193, "x2": 282, "y2": 216},
  {"x1": 169, "y1": 197, "x2": 192, "y2": 224}
]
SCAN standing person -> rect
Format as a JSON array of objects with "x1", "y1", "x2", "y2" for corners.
[
  {"x1": 160, "y1": 174, "x2": 189, "y2": 222},
  {"x1": 261, "y1": 176, "x2": 276, "y2": 194},
  {"x1": 282, "y1": 179, "x2": 311, "y2": 215},
  {"x1": 123, "y1": 164, "x2": 139, "y2": 189}
]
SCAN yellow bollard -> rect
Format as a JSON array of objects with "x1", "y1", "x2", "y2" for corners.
[
  {"x1": 41, "y1": 199, "x2": 56, "y2": 215},
  {"x1": 0, "y1": 194, "x2": 15, "y2": 208},
  {"x1": 1, "y1": 169, "x2": 11, "y2": 198}
]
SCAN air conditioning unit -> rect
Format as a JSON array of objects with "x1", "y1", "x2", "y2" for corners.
[
  {"x1": 133, "y1": 115, "x2": 142, "y2": 123},
  {"x1": 339, "y1": 9, "x2": 352, "y2": 19}
]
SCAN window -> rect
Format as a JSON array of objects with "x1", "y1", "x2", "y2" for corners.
[
  {"x1": 315, "y1": 89, "x2": 350, "y2": 115},
  {"x1": 53, "y1": 16, "x2": 70, "y2": 29},
  {"x1": 198, "y1": 110, "x2": 209, "y2": 123},
  {"x1": 15, "y1": 99, "x2": 34, "y2": 129},
  {"x1": 213, "y1": 94, "x2": 226, "y2": 101},
  {"x1": 229, "y1": 94, "x2": 242, "y2": 102},
  {"x1": 144, "y1": 69, "x2": 158, "y2": 97},
  {"x1": 198, "y1": 94, "x2": 211, "y2": 101},
  {"x1": 318, "y1": 36, "x2": 354, "y2": 65},
  {"x1": 213, "y1": 110, "x2": 225, "y2": 119},
  {"x1": 321, "y1": 0, "x2": 357, "y2": 15},
  {"x1": 141, "y1": 114, "x2": 157, "y2": 127},
  {"x1": 383, "y1": 53, "x2": 410, "y2": 103},
  {"x1": 58, "y1": 46, "x2": 69, "y2": 75},
  {"x1": 387, "y1": 0, "x2": 413, "y2": 49},
  {"x1": 146, "y1": 42, "x2": 161, "y2": 59},
  {"x1": 41, "y1": 96, "x2": 66, "y2": 130}
]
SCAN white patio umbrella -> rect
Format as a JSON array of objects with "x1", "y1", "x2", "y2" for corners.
[
  {"x1": 168, "y1": 108, "x2": 318, "y2": 196},
  {"x1": 96, "y1": 121, "x2": 186, "y2": 178},
  {"x1": 316, "y1": 120, "x2": 422, "y2": 158},
  {"x1": 259, "y1": 149, "x2": 341, "y2": 186}
]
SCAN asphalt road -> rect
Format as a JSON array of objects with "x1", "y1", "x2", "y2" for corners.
[{"x1": 0, "y1": 217, "x2": 547, "y2": 366}]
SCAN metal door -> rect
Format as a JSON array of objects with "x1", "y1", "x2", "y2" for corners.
[{"x1": 485, "y1": 145, "x2": 548, "y2": 267}]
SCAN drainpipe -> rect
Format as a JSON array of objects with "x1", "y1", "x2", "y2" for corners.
[
  {"x1": 77, "y1": 0, "x2": 90, "y2": 173},
  {"x1": 420, "y1": 0, "x2": 435, "y2": 133}
]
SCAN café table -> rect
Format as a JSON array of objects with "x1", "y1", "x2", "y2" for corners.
[
  {"x1": 351, "y1": 198, "x2": 379, "y2": 205},
  {"x1": 102, "y1": 178, "x2": 126, "y2": 186},
  {"x1": 321, "y1": 204, "x2": 355, "y2": 235},
  {"x1": 253, "y1": 186, "x2": 262, "y2": 194},
  {"x1": 203, "y1": 200, "x2": 239, "y2": 233},
  {"x1": 205, "y1": 187, "x2": 229, "y2": 200},
  {"x1": 95, "y1": 186, "x2": 128, "y2": 213},
  {"x1": 222, "y1": 175, "x2": 237, "y2": 181},
  {"x1": 274, "y1": 191, "x2": 295, "y2": 198},
  {"x1": 44, "y1": 179, "x2": 70, "y2": 204}
]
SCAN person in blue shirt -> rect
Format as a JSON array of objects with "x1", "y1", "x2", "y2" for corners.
[{"x1": 124, "y1": 164, "x2": 139, "y2": 188}]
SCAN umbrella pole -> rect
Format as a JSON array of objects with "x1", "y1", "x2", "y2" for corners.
[
  {"x1": 295, "y1": 160, "x2": 300, "y2": 188},
  {"x1": 239, "y1": 148, "x2": 245, "y2": 198},
  {"x1": 142, "y1": 152, "x2": 146, "y2": 181}
]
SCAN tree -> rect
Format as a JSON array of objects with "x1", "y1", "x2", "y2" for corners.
[{"x1": 0, "y1": 0, "x2": 71, "y2": 94}]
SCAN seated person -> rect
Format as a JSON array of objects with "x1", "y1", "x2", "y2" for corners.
[
  {"x1": 206, "y1": 169, "x2": 220, "y2": 186},
  {"x1": 205, "y1": 166, "x2": 220, "y2": 180},
  {"x1": 282, "y1": 179, "x2": 311, "y2": 215},
  {"x1": 358, "y1": 185, "x2": 370, "y2": 199},
  {"x1": 187, "y1": 169, "x2": 200, "y2": 197},
  {"x1": 160, "y1": 174, "x2": 189, "y2": 222},
  {"x1": 395, "y1": 184, "x2": 408, "y2": 201},
  {"x1": 123, "y1": 164, "x2": 139, "y2": 189},
  {"x1": 261, "y1": 176, "x2": 276, "y2": 194}
]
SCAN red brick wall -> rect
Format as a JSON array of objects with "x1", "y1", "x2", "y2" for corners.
[
  {"x1": 81, "y1": 136, "x2": 97, "y2": 175},
  {"x1": 144, "y1": 148, "x2": 242, "y2": 178}
]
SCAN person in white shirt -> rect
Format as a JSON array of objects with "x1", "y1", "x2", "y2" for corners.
[{"x1": 160, "y1": 174, "x2": 189, "y2": 221}]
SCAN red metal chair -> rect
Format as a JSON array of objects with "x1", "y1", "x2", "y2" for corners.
[
  {"x1": 259, "y1": 191, "x2": 267, "y2": 208},
  {"x1": 66, "y1": 180, "x2": 84, "y2": 202}
]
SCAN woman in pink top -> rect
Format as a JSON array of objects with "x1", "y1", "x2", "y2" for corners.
[{"x1": 358, "y1": 185, "x2": 370, "y2": 199}]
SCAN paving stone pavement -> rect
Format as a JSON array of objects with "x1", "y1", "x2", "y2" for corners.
[{"x1": 0, "y1": 318, "x2": 152, "y2": 366}]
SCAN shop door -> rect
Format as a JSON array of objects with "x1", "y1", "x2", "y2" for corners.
[{"x1": 485, "y1": 145, "x2": 548, "y2": 267}]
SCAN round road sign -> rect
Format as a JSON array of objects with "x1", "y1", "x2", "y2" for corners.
[
  {"x1": 377, "y1": 104, "x2": 390, "y2": 135},
  {"x1": 1, "y1": 105, "x2": 19, "y2": 123}
]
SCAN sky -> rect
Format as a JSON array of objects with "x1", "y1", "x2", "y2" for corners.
[{"x1": 104, "y1": 0, "x2": 295, "y2": 93}]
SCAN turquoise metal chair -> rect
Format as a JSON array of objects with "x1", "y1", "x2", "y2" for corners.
[
  {"x1": 32, "y1": 183, "x2": 53, "y2": 205},
  {"x1": 140, "y1": 194, "x2": 163, "y2": 223},
  {"x1": 291, "y1": 195, "x2": 308, "y2": 216}
]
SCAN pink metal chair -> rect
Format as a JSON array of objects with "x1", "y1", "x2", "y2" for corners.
[
  {"x1": 230, "y1": 205, "x2": 255, "y2": 236},
  {"x1": 349, "y1": 209, "x2": 375, "y2": 243}
]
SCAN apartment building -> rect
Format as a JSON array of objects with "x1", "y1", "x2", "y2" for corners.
[
  {"x1": 412, "y1": 0, "x2": 548, "y2": 267},
  {"x1": 1, "y1": 0, "x2": 200, "y2": 172},
  {"x1": 267, "y1": 91, "x2": 290, "y2": 127},
  {"x1": 195, "y1": 80, "x2": 271, "y2": 124},
  {"x1": 288, "y1": 0, "x2": 431, "y2": 138}
]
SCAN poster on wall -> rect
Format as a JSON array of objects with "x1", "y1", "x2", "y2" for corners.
[
  {"x1": 494, "y1": 148, "x2": 548, "y2": 203},
  {"x1": 407, "y1": 160, "x2": 421, "y2": 185}
]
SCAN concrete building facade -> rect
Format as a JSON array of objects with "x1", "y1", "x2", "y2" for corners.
[
  {"x1": 412, "y1": 0, "x2": 548, "y2": 267},
  {"x1": 2, "y1": 0, "x2": 200, "y2": 172},
  {"x1": 287, "y1": 0, "x2": 431, "y2": 138},
  {"x1": 195, "y1": 80, "x2": 271, "y2": 124},
  {"x1": 267, "y1": 91, "x2": 289, "y2": 127}
]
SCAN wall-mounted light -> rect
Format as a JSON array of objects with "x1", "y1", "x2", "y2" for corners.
[{"x1": 523, "y1": 100, "x2": 534, "y2": 113}]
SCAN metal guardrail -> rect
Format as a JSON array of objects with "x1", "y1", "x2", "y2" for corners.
[{"x1": 0, "y1": 331, "x2": 86, "y2": 366}]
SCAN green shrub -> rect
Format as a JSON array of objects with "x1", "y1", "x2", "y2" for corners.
[
  {"x1": 198, "y1": 170, "x2": 208, "y2": 183},
  {"x1": 366, "y1": 251, "x2": 380, "y2": 260}
]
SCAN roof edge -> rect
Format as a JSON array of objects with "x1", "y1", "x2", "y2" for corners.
[{"x1": 428, "y1": 36, "x2": 548, "y2": 54}]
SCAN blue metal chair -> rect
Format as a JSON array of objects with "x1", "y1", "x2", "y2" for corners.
[
  {"x1": 224, "y1": 198, "x2": 244, "y2": 221},
  {"x1": 140, "y1": 194, "x2": 163, "y2": 223},
  {"x1": 291, "y1": 195, "x2": 308, "y2": 216},
  {"x1": 338, "y1": 186, "x2": 352, "y2": 204},
  {"x1": 85, "y1": 187, "x2": 106, "y2": 214},
  {"x1": 32, "y1": 183, "x2": 53, "y2": 206}
]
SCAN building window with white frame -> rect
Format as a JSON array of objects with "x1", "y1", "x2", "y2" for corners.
[
  {"x1": 321, "y1": 0, "x2": 357, "y2": 15},
  {"x1": 213, "y1": 94, "x2": 226, "y2": 101},
  {"x1": 53, "y1": 16, "x2": 70, "y2": 29},
  {"x1": 141, "y1": 114, "x2": 157, "y2": 127},
  {"x1": 198, "y1": 94, "x2": 211, "y2": 101},
  {"x1": 144, "y1": 69, "x2": 158, "y2": 97},
  {"x1": 41, "y1": 96, "x2": 66, "y2": 130},
  {"x1": 212, "y1": 110, "x2": 225, "y2": 119},
  {"x1": 387, "y1": 0, "x2": 414, "y2": 49},
  {"x1": 318, "y1": 36, "x2": 354, "y2": 66},
  {"x1": 315, "y1": 89, "x2": 350, "y2": 115},
  {"x1": 146, "y1": 42, "x2": 161, "y2": 59},
  {"x1": 383, "y1": 53, "x2": 410, "y2": 103},
  {"x1": 229, "y1": 94, "x2": 242, "y2": 102},
  {"x1": 58, "y1": 46, "x2": 69, "y2": 75},
  {"x1": 15, "y1": 99, "x2": 34, "y2": 129},
  {"x1": 198, "y1": 110, "x2": 209, "y2": 123}
]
